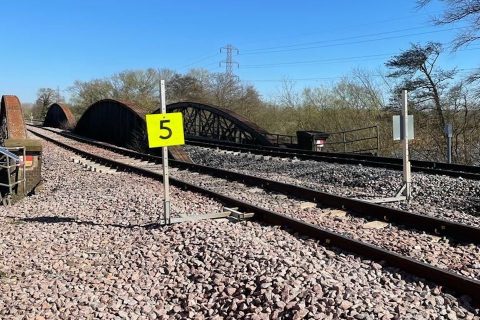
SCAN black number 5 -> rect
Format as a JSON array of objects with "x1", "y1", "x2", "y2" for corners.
[{"x1": 160, "y1": 120, "x2": 172, "y2": 139}]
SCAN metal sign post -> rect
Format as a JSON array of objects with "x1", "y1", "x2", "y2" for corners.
[
  {"x1": 391, "y1": 90, "x2": 413, "y2": 200},
  {"x1": 364, "y1": 92, "x2": 413, "y2": 204},
  {"x1": 159, "y1": 80, "x2": 171, "y2": 225},
  {"x1": 145, "y1": 82, "x2": 185, "y2": 225},
  {"x1": 401, "y1": 90, "x2": 412, "y2": 200}
]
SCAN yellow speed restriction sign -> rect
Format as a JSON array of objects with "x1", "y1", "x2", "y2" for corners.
[{"x1": 145, "y1": 112, "x2": 185, "y2": 148}]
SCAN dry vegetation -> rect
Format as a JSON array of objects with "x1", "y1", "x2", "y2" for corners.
[
  {"x1": 25, "y1": 0, "x2": 480, "y2": 165},
  {"x1": 25, "y1": 65, "x2": 480, "y2": 165}
]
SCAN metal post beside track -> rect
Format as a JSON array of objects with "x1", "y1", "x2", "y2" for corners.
[
  {"x1": 400, "y1": 90, "x2": 412, "y2": 200},
  {"x1": 373, "y1": 90, "x2": 413, "y2": 203},
  {"x1": 160, "y1": 80, "x2": 171, "y2": 225},
  {"x1": 393, "y1": 90, "x2": 413, "y2": 201}
]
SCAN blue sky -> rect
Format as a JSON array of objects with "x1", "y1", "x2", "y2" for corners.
[{"x1": 1, "y1": 0, "x2": 478, "y2": 103}]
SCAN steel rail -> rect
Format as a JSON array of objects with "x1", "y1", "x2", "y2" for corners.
[
  {"x1": 185, "y1": 139, "x2": 480, "y2": 180},
  {"x1": 30, "y1": 127, "x2": 480, "y2": 245},
  {"x1": 28, "y1": 127, "x2": 480, "y2": 303}
]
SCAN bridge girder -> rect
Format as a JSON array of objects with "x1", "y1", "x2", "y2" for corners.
[
  {"x1": 43, "y1": 103, "x2": 76, "y2": 129},
  {"x1": 161, "y1": 102, "x2": 273, "y2": 146},
  {"x1": 74, "y1": 99, "x2": 192, "y2": 162}
]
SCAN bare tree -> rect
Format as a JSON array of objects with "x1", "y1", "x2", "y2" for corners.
[
  {"x1": 157, "y1": 68, "x2": 176, "y2": 83},
  {"x1": 208, "y1": 73, "x2": 243, "y2": 107},
  {"x1": 418, "y1": 0, "x2": 480, "y2": 50},
  {"x1": 33, "y1": 88, "x2": 57, "y2": 119},
  {"x1": 69, "y1": 69, "x2": 162, "y2": 114},
  {"x1": 351, "y1": 68, "x2": 386, "y2": 110},
  {"x1": 111, "y1": 69, "x2": 159, "y2": 110},
  {"x1": 69, "y1": 79, "x2": 114, "y2": 116},
  {"x1": 418, "y1": 0, "x2": 480, "y2": 96},
  {"x1": 443, "y1": 82, "x2": 480, "y2": 164},
  {"x1": 277, "y1": 79, "x2": 301, "y2": 109},
  {"x1": 168, "y1": 74, "x2": 205, "y2": 103}
]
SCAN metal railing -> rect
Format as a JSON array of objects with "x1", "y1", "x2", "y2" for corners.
[
  {"x1": 264, "y1": 125, "x2": 380, "y2": 155},
  {"x1": 323, "y1": 125, "x2": 379, "y2": 155},
  {"x1": 0, "y1": 146, "x2": 26, "y2": 205},
  {"x1": 265, "y1": 133, "x2": 297, "y2": 146}
]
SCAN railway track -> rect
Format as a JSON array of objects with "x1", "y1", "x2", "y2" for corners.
[
  {"x1": 30, "y1": 126, "x2": 480, "y2": 242},
  {"x1": 27, "y1": 126, "x2": 480, "y2": 303},
  {"x1": 186, "y1": 139, "x2": 480, "y2": 180},
  {"x1": 185, "y1": 143, "x2": 480, "y2": 227}
]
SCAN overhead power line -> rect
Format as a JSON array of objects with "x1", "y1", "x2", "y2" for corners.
[
  {"x1": 177, "y1": 52, "x2": 221, "y2": 71},
  {"x1": 235, "y1": 10, "x2": 444, "y2": 48},
  {"x1": 244, "y1": 76, "x2": 344, "y2": 82},
  {"x1": 245, "y1": 46, "x2": 480, "y2": 69},
  {"x1": 240, "y1": 46, "x2": 480, "y2": 69},
  {"x1": 173, "y1": 23, "x2": 478, "y2": 76},
  {"x1": 243, "y1": 67, "x2": 480, "y2": 83},
  {"x1": 239, "y1": 26, "x2": 469, "y2": 55},
  {"x1": 241, "y1": 24, "x2": 434, "y2": 53},
  {"x1": 242, "y1": 53, "x2": 395, "y2": 69}
]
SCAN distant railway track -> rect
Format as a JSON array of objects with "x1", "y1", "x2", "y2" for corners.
[
  {"x1": 27, "y1": 126, "x2": 480, "y2": 302},
  {"x1": 186, "y1": 139, "x2": 480, "y2": 180}
]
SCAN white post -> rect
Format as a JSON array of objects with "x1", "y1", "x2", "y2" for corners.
[
  {"x1": 160, "y1": 80, "x2": 171, "y2": 224},
  {"x1": 445, "y1": 123, "x2": 453, "y2": 164},
  {"x1": 402, "y1": 90, "x2": 411, "y2": 200}
]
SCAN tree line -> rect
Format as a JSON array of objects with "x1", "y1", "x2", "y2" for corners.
[{"x1": 28, "y1": 0, "x2": 480, "y2": 165}]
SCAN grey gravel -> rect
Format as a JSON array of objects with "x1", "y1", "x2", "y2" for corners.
[
  {"x1": 26, "y1": 127, "x2": 480, "y2": 281},
  {"x1": 171, "y1": 163, "x2": 480, "y2": 281},
  {"x1": 4, "y1": 127, "x2": 477, "y2": 319}
]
